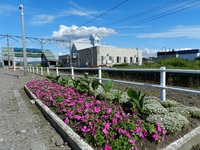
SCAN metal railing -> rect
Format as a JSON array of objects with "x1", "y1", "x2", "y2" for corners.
[{"x1": 28, "y1": 66, "x2": 200, "y2": 101}]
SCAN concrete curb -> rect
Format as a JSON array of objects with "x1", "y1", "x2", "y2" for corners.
[
  {"x1": 24, "y1": 85, "x2": 94, "y2": 150},
  {"x1": 162, "y1": 125, "x2": 200, "y2": 150},
  {"x1": 24, "y1": 85, "x2": 200, "y2": 150}
]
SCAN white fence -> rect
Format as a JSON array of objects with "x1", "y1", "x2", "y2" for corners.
[{"x1": 28, "y1": 66, "x2": 200, "y2": 101}]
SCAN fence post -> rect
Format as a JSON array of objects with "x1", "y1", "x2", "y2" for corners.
[
  {"x1": 98, "y1": 67, "x2": 102, "y2": 84},
  {"x1": 36, "y1": 67, "x2": 38, "y2": 74},
  {"x1": 56, "y1": 67, "x2": 59, "y2": 76},
  {"x1": 47, "y1": 67, "x2": 49, "y2": 76},
  {"x1": 71, "y1": 67, "x2": 74, "y2": 79},
  {"x1": 160, "y1": 67, "x2": 166, "y2": 101},
  {"x1": 41, "y1": 67, "x2": 43, "y2": 76}
]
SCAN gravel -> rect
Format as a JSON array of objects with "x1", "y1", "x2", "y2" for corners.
[{"x1": 0, "y1": 68, "x2": 71, "y2": 150}]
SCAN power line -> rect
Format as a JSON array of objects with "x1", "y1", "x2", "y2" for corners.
[
  {"x1": 99, "y1": 0, "x2": 187, "y2": 27},
  {"x1": 80, "y1": 0, "x2": 128, "y2": 26},
  {"x1": 117, "y1": 0, "x2": 200, "y2": 32}
]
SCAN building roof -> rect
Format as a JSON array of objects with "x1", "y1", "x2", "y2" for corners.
[
  {"x1": 89, "y1": 34, "x2": 101, "y2": 41},
  {"x1": 1, "y1": 47, "x2": 15, "y2": 60},
  {"x1": 177, "y1": 49, "x2": 200, "y2": 54},
  {"x1": 13, "y1": 47, "x2": 42, "y2": 53},
  {"x1": 42, "y1": 50, "x2": 57, "y2": 61},
  {"x1": 73, "y1": 42, "x2": 93, "y2": 51}
]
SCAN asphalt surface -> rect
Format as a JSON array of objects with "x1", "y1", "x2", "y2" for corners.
[{"x1": 0, "y1": 68, "x2": 71, "y2": 150}]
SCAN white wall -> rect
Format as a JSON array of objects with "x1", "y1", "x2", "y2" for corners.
[{"x1": 97, "y1": 46, "x2": 142, "y2": 66}]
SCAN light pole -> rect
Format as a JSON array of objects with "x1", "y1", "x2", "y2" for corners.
[{"x1": 19, "y1": 4, "x2": 27, "y2": 75}]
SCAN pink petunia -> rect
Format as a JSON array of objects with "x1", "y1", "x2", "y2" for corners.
[
  {"x1": 81, "y1": 126, "x2": 90, "y2": 133},
  {"x1": 103, "y1": 128, "x2": 108, "y2": 135},
  {"x1": 128, "y1": 139, "x2": 135, "y2": 145},
  {"x1": 106, "y1": 108, "x2": 112, "y2": 114},
  {"x1": 162, "y1": 136, "x2": 165, "y2": 142},
  {"x1": 152, "y1": 131, "x2": 159, "y2": 140},
  {"x1": 94, "y1": 106, "x2": 101, "y2": 113},
  {"x1": 104, "y1": 144, "x2": 112, "y2": 150},
  {"x1": 162, "y1": 130, "x2": 166, "y2": 135},
  {"x1": 64, "y1": 117, "x2": 69, "y2": 124},
  {"x1": 104, "y1": 122, "x2": 110, "y2": 130},
  {"x1": 135, "y1": 126, "x2": 142, "y2": 133},
  {"x1": 112, "y1": 118, "x2": 118, "y2": 124}
]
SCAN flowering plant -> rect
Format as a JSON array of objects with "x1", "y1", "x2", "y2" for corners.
[{"x1": 27, "y1": 80, "x2": 166, "y2": 150}]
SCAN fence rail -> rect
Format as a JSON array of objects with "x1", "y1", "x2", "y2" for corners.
[{"x1": 28, "y1": 66, "x2": 200, "y2": 101}]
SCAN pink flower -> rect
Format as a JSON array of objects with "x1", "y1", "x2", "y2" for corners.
[
  {"x1": 94, "y1": 106, "x2": 101, "y2": 113},
  {"x1": 157, "y1": 126, "x2": 162, "y2": 132},
  {"x1": 88, "y1": 122, "x2": 93, "y2": 126},
  {"x1": 156, "y1": 122, "x2": 161, "y2": 127},
  {"x1": 139, "y1": 132, "x2": 144, "y2": 138},
  {"x1": 103, "y1": 128, "x2": 108, "y2": 135},
  {"x1": 81, "y1": 126, "x2": 90, "y2": 133},
  {"x1": 131, "y1": 148, "x2": 139, "y2": 150},
  {"x1": 64, "y1": 117, "x2": 69, "y2": 124},
  {"x1": 92, "y1": 127, "x2": 96, "y2": 136},
  {"x1": 126, "y1": 132, "x2": 132, "y2": 138},
  {"x1": 106, "y1": 108, "x2": 112, "y2": 114},
  {"x1": 153, "y1": 131, "x2": 159, "y2": 140},
  {"x1": 162, "y1": 136, "x2": 165, "y2": 142},
  {"x1": 162, "y1": 130, "x2": 166, "y2": 135},
  {"x1": 135, "y1": 126, "x2": 142, "y2": 133},
  {"x1": 104, "y1": 144, "x2": 112, "y2": 150},
  {"x1": 104, "y1": 122, "x2": 110, "y2": 130},
  {"x1": 67, "y1": 110, "x2": 73, "y2": 117},
  {"x1": 76, "y1": 107, "x2": 82, "y2": 113},
  {"x1": 128, "y1": 139, "x2": 135, "y2": 145},
  {"x1": 143, "y1": 131, "x2": 148, "y2": 137},
  {"x1": 74, "y1": 115, "x2": 82, "y2": 120},
  {"x1": 112, "y1": 118, "x2": 118, "y2": 124},
  {"x1": 135, "y1": 120, "x2": 142, "y2": 125}
]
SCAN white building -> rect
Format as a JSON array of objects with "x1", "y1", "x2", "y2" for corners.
[
  {"x1": 59, "y1": 34, "x2": 142, "y2": 67},
  {"x1": 157, "y1": 49, "x2": 200, "y2": 61}
]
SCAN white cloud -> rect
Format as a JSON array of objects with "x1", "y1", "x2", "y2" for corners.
[
  {"x1": 0, "y1": 4, "x2": 17, "y2": 14},
  {"x1": 137, "y1": 26, "x2": 200, "y2": 39},
  {"x1": 31, "y1": 15, "x2": 55, "y2": 25},
  {"x1": 52, "y1": 25, "x2": 116, "y2": 39},
  {"x1": 142, "y1": 48, "x2": 158, "y2": 57}
]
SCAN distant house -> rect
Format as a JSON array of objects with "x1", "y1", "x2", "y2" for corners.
[
  {"x1": 41, "y1": 50, "x2": 57, "y2": 67},
  {"x1": 142, "y1": 57, "x2": 154, "y2": 63},
  {"x1": 157, "y1": 49, "x2": 200, "y2": 61},
  {"x1": 59, "y1": 34, "x2": 142, "y2": 67}
]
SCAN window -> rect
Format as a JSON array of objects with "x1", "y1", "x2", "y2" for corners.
[
  {"x1": 124, "y1": 57, "x2": 128, "y2": 63},
  {"x1": 117, "y1": 56, "x2": 121, "y2": 63},
  {"x1": 130, "y1": 57, "x2": 133, "y2": 63},
  {"x1": 101, "y1": 56, "x2": 106, "y2": 64}
]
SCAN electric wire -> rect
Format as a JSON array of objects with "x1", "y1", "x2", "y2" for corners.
[
  {"x1": 80, "y1": 0, "x2": 128, "y2": 26},
  {"x1": 117, "y1": 0, "x2": 200, "y2": 32},
  {"x1": 99, "y1": 0, "x2": 187, "y2": 27}
]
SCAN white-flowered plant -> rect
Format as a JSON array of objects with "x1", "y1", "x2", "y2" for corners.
[{"x1": 147, "y1": 112, "x2": 189, "y2": 133}]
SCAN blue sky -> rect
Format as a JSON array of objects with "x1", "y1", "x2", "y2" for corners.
[{"x1": 1, "y1": 0, "x2": 200, "y2": 58}]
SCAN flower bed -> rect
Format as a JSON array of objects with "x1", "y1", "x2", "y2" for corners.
[
  {"x1": 26, "y1": 74, "x2": 200, "y2": 150},
  {"x1": 26, "y1": 79, "x2": 166, "y2": 150}
]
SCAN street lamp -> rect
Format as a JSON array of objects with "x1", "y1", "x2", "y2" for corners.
[{"x1": 19, "y1": 4, "x2": 27, "y2": 75}]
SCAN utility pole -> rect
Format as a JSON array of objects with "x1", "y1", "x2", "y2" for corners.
[
  {"x1": 6, "y1": 34, "x2": 10, "y2": 67},
  {"x1": 19, "y1": 4, "x2": 27, "y2": 75}
]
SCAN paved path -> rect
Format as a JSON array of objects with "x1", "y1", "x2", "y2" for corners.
[{"x1": 0, "y1": 68, "x2": 71, "y2": 150}]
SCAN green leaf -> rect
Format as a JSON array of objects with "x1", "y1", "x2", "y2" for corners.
[{"x1": 104, "y1": 80, "x2": 114, "y2": 93}]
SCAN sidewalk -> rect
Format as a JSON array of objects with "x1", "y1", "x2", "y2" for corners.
[{"x1": 0, "y1": 68, "x2": 70, "y2": 150}]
